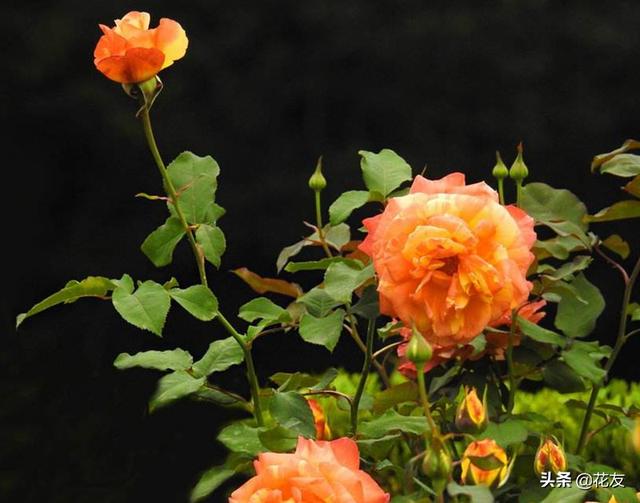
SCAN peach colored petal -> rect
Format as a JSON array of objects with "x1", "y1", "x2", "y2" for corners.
[
  {"x1": 155, "y1": 18, "x2": 189, "y2": 68},
  {"x1": 95, "y1": 47, "x2": 165, "y2": 84}
]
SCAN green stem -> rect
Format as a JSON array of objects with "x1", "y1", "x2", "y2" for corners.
[
  {"x1": 506, "y1": 310, "x2": 518, "y2": 414},
  {"x1": 497, "y1": 179, "x2": 505, "y2": 206},
  {"x1": 314, "y1": 190, "x2": 332, "y2": 257},
  {"x1": 351, "y1": 318, "x2": 376, "y2": 435},
  {"x1": 416, "y1": 363, "x2": 438, "y2": 437},
  {"x1": 139, "y1": 102, "x2": 264, "y2": 427},
  {"x1": 576, "y1": 255, "x2": 640, "y2": 454}
]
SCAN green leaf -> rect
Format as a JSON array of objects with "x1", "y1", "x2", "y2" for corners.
[
  {"x1": 238, "y1": 297, "x2": 291, "y2": 324},
  {"x1": 329, "y1": 190, "x2": 371, "y2": 225},
  {"x1": 322, "y1": 223, "x2": 352, "y2": 250},
  {"x1": 269, "y1": 391, "x2": 316, "y2": 438},
  {"x1": 542, "y1": 360, "x2": 585, "y2": 393},
  {"x1": 190, "y1": 466, "x2": 235, "y2": 503},
  {"x1": 447, "y1": 481, "x2": 494, "y2": 503},
  {"x1": 17, "y1": 276, "x2": 116, "y2": 328},
  {"x1": 351, "y1": 286, "x2": 380, "y2": 320},
  {"x1": 149, "y1": 370, "x2": 205, "y2": 412},
  {"x1": 562, "y1": 344, "x2": 607, "y2": 383},
  {"x1": 298, "y1": 309, "x2": 345, "y2": 352},
  {"x1": 284, "y1": 257, "x2": 361, "y2": 273},
  {"x1": 591, "y1": 139, "x2": 640, "y2": 172},
  {"x1": 308, "y1": 367, "x2": 339, "y2": 391},
  {"x1": 540, "y1": 485, "x2": 587, "y2": 503},
  {"x1": 276, "y1": 240, "x2": 307, "y2": 273},
  {"x1": 270, "y1": 372, "x2": 320, "y2": 391},
  {"x1": 359, "y1": 149, "x2": 412, "y2": 199},
  {"x1": 542, "y1": 255, "x2": 592, "y2": 281},
  {"x1": 555, "y1": 273, "x2": 604, "y2": 338},
  {"x1": 258, "y1": 424, "x2": 299, "y2": 452},
  {"x1": 601, "y1": 234, "x2": 630, "y2": 259},
  {"x1": 166, "y1": 152, "x2": 221, "y2": 224},
  {"x1": 534, "y1": 235, "x2": 587, "y2": 260},
  {"x1": 195, "y1": 224, "x2": 226, "y2": 268},
  {"x1": 467, "y1": 454, "x2": 506, "y2": 471},
  {"x1": 191, "y1": 386, "x2": 249, "y2": 409},
  {"x1": 141, "y1": 217, "x2": 185, "y2": 267},
  {"x1": 217, "y1": 421, "x2": 264, "y2": 456},
  {"x1": 628, "y1": 302, "x2": 640, "y2": 322},
  {"x1": 359, "y1": 409, "x2": 429, "y2": 438},
  {"x1": 112, "y1": 278, "x2": 171, "y2": 336},
  {"x1": 297, "y1": 288, "x2": 342, "y2": 317},
  {"x1": 517, "y1": 317, "x2": 566, "y2": 347},
  {"x1": 586, "y1": 200, "x2": 640, "y2": 222},
  {"x1": 113, "y1": 349, "x2": 193, "y2": 371},
  {"x1": 373, "y1": 382, "x2": 418, "y2": 414},
  {"x1": 478, "y1": 420, "x2": 528, "y2": 448},
  {"x1": 192, "y1": 337, "x2": 245, "y2": 378},
  {"x1": 600, "y1": 153, "x2": 640, "y2": 177},
  {"x1": 323, "y1": 262, "x2": 374, "y2": 303},
  {"x1": 169, "y1": 285, "x2": 218, "y2": 321}
]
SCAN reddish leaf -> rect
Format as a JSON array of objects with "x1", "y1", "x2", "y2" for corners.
[{"x1": 232, "y1": 268, "x2": 303, "y2": 298}]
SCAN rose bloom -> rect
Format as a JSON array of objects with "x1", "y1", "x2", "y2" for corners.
[
  {"x1": 307, "y1": 399, "x2": 331, "y2": 440},
  {"x1": 229, "y1": 437, "x2": 389, "y2": 503},
  {"x1": 360, "y1": 173, "x2": 537, "y2": 347},
  {"x1": 94, "y1": 11, "x2": 188, "y2": 84}
]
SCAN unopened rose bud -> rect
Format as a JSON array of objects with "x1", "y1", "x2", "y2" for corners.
[
  {"x1": 307, "y1": 399, "x2": 331, "y2": 440},
  {"x1": 406, "y1": 325, "x2": 432, "y2": 365},
  {"x1": 509, "y1": 142, "x2": 529, "y2": 182},
  {"x1": 492, "y1": 151, "x2": 509, "y2": 180},
  {"x1": 455, "y1": 387, "x2": 488, "y2": 434},
  {"x1": 534, "y1": 437, "x2": 567, "y2": 476},
  {"x1": 308, "y1": 157, "x2": 327, "y2": 192},
  {"x1": 461, "y1": 439, "x2": 510, "y2": 488},
  {"x1": 422, "y1": 445, "x2": 453, "y2": 495},
  {"x1": 632, "y1": 417, "x2": 640, "y2": 454}
]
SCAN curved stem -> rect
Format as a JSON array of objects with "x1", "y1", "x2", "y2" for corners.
[
  {"x1": 416, "y1": 363, "x2": 438, "y2": 438},
  {"x1": 576, "y1": 255, "x2": 640, "y2": 454},
  {"x1": 350, "y1": 318, "x2": 376, "y2": 435},
  {"x1": 140, "y1": 106, "x2": 208, "y2": 286},
  {"x1": 346, "y1": 313, "x2": 390, "y2": 387},
  {"x1": 139, "y1": 103, "x2": 264, "y2": 426}
]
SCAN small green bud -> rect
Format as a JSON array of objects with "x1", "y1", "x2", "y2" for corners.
[
  {"x1": 422, "y1": 446, "x2": 453, "y2": 495},
  {"x1": 406, "y1": 325, "x2": 432, "y2": 365},
  {"x1": 308, "y1": 156, "x2": 327, "y2": 192},
  {"x1": 492, "y1": 151, "x2": 509, "y2": 180},
  {"x1": 122, "y1": 75, "x2": 163, "y2": 113},
  {"x1": 509, "y1": 142, "x2": 529, "y2": 181}
]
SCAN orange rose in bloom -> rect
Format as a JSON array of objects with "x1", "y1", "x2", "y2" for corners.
[
  {"x1": 229, "y1": 437, "x2": 390, "y2": 503},
  {"x1": 360, "y1": 173, "x2": 536, "y2": 346},
  {"x1": 93, "y1": 11, "x2": 188, "y2": 84}
]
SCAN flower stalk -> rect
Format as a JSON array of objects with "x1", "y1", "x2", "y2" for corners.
[
  {"x1": 139, "y1": 98, "x2": 264, "y2": 426},
  {"x1": 350, "y1": 318, "x2": 376, "y2": 435}
]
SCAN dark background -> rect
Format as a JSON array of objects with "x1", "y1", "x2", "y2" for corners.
[{"x1": 3, "y1": 1, "x2": 640, "y2": 501}]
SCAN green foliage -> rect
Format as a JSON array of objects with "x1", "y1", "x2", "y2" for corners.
[
  {"x1": 298, "y1": 309, "x2": 346, "y2": 352},
  {"x1": 268, "y1": 391, "x2": 316, "y2": 438},
  {"x1": 329, "y1": 190, "x2": 370, "y2": 225},
  {"x1": 168, "y1": 285, "x2": 218, "y2": 321},
  {"x1": 323, "y1": 261, "x2": 374, "y2": 303},
  {"x1": 554, "y1": 273, "x2": 605, "y2": 338},
  {"x1": 149, "y1": 370, "x2": 205, "y2": 412},
  {"x1": 359, "y1": 409, "x2": 429, "y2": 438},
  {"x1": 191, "y1": 337, "x2": 245, "y2": 378},
  {"x1": 514, "y1": 380, "x2": 640, "y2": 482},
  {"x1": 359, "y1": 149, "x2": 412, "y2": 200},
  {"x1": 195, "y1": 224, "x2": 226, "y2": 268},
  {"x1": 114, "y1": 349, "x2": 193, "y2": 371},
  {"x1": 141, "y1": 217, "x2": 185, "y2": 267},
  {"x1": 112, "y1": 275, "x2": 171, "y2": 336},
  {"x1": 16, "y1": 276, "x2": 115, "y2": 327}
]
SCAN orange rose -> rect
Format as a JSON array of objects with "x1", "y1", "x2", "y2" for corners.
[
  {"x1": 93, "y1": 11, "x2": 188, "y2": 84},
  {"x1": 360, "y1": 173, "x2": 536, "y2": 346},
  {"x1": 229, "y1": 437, "x2": 390, "y2": 503}
]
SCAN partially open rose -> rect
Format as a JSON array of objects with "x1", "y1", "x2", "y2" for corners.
[
  {"x1": 229, "y1": 437, "x2": 389, "y2": 503},
  {"x1": 94, "y1": 11, "x2": 188, "y2": 84},
  {"x1": 360, "y1": 173, "x2": 536, "y2": 346}
]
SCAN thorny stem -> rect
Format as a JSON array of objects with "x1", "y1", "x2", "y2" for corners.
[
  {"x1": 576, "y1": 255, "x2": 640, "y2": 454},
  {"x1": 350, "y1": 318, "x2": 376, "y2": 436},
  {"x1": 139, "y1": 101, "x2": 264, "y2": 426}
]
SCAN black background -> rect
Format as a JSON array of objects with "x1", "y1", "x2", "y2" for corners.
[{"x1": 3, "y1": 1, "x2": 640, "y2": 501}]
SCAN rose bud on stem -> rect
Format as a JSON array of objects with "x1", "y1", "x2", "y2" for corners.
[
  {"x1": 455, "y1": 386, "x2": 488, "y2": 434},
  {"x1": 534, "y1": 436, "x2": 567, "y2": 476},
  {"x1": 509, "y1": 142, "x2": 529, "y2": 204},
  {"x1": 461, "y1": 439, "x2": 511, "y2": 488}
]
